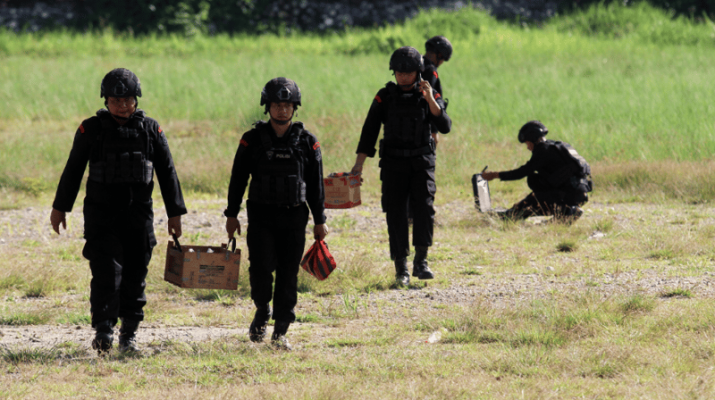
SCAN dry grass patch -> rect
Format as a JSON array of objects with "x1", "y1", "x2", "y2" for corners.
[
  {"x1": 2, "y1": 195, "x2": 715, "y2": 397},
  {"x1": 596, "y1": 160, "x2": 715, "y2": 203}
]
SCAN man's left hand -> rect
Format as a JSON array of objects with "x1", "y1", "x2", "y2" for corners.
[
  {"x1": 168, "y1": 215, "x2": 182, "y2": 238},
  {"x1": 50, "y1": 208, "x2": 66, "y2": 235},
  {"x1": 418, "y1": 79, "x2": 435, "y2": 102},
  {"x1": 314, "y1": 224, "x2": 329, "y2": 241}
]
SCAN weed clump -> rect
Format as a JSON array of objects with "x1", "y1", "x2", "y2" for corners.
[
  {"x1": 619, "y1": 294, "x2": 655, "y2": 314},
  {"x1": 556, "y1": 240, "x2": 578, "y2": 252},
  {"x1": 660, "y1": 288, "x2": 693, "y2": 298}
]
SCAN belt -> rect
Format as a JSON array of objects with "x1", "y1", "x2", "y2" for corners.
[
  {"x1": 382, "y1": 144, "x2": 433, "y2": 158},
  {"x1": 276, "y1": 203, "x2": 302, "y2": 209}
]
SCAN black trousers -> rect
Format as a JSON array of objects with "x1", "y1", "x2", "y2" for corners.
[
  {"x1": 82, "y1": 204, "x2": 156, "y2": 328},
  {"x1": 246, "y1": 202, "x2": 309, "y2": 323},
  {"x1": 380, "y1": 155, "x2": 437, "y2": 260},
  {"x1": 510, "y1": 174, "x2": 588, "y2": 218}
]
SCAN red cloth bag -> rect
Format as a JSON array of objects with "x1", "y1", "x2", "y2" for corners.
[{"x1": 300, "y1": 240, "x2": 337, "y2": 280}]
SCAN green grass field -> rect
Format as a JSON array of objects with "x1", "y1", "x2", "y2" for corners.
[
  {"x1": 1, "y1": 3, "x2": 715, "y2": 200},
  {"x1": 2, "y1": 3, "x2": 715, "y2": 398}
]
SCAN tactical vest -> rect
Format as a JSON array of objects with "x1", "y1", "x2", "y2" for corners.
[
  {"x1": 545, "y1": 140, "x2": 593, "y2": 193},
  {"x1": 88, "y1": 109, "x2": 154, "y2": 185},
  {"x1": 380, "y1": 82, "x2": 433, "y2": 158},
  {"x1": 248, "y1": 121, "x2": 307, "y2": 206}
]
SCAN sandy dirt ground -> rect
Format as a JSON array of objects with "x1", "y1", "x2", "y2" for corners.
[{"x1": 1, "y1": 200, "x2": 713, "y2": 352}]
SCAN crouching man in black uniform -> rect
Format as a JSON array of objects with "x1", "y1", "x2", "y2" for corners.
[
  {"x1": 351, "y1": 47, "x2": 451, "y2": 286},
  {"x1": 50, "y1": 68, "x2": 187, "y2": 354},
  {"x1": 482, "y1": 120, "x2": 592, "y2": 222},
  {"x1": 225, "y1": 77, "x2": 328, "y2": 350}
]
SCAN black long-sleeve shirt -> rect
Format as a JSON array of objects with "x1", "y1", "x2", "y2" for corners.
[
  {"x1": 421, "y1": 57, "x2": 443, "y2": 97},
  {"x1": 224, "y1": 121, "x2": 326, "y2": 225},
  {"x1": 498, "y1": 140, "x2": 568, "y2": 182},
  {"x1": 422, "y1": 57, "x2": 445, "y2": 135},
  {"x1": 356, "y1": 84, "x2": 451, "y2": 158},
  {"x1": 52, "y1": 110, "x2": 187, "y2": 218}
]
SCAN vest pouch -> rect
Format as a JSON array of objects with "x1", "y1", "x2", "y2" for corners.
[
  {"x1": 386, "y1": 113, "x2": 417, "y2": 145},
  {"x1": 275, "y1": 175, "x2": 286, "y2": 202},
  {"x1": 132, "y1": 152, "x2": 143, "y2": 182},
  {"x1": 404, "y1": 117, "x2": 418, "y2": 144},
  {"x1": 92, "y1": 111, "x2": 152, "y2": 185},
  {"x1": 129, "y1": 151, "x2": 146, "y2": 183},
  {"x1": 276, "y1": 175, "x2": 303, "y2": 204},
  {"x1": 88, "y1": 161, "x2": 106, "y2": 183},
  {"x1": 384, "y1": 96, "x2": 429, "y2": 148},
  {"x1": 119, "y1": 152, "x2": 132, "y2": 181},
  {"x1": 260, "y1": 175, "x2": 272, "y2": 202},
  {"x1": 144, "y1": 160, "x2": 154, "y2": 184},
  {"x1": 299, "y1": 180, "x2": 306, "y2": 203},
  {"x1": 287, "y1": 175, "x2": 300, "y2": 205},
  {"x1": 248, "y1": 125, "x2": 306, "y2": 206},
  {"x1": 105, "y1": 154, "x2": 117, "y2": 183},
  {"x1": 572, "y1": 176, "x2": 593, "y2": 193},
  {"x1": 98, "y1": 152, "x2": 152, "y2": 184}
]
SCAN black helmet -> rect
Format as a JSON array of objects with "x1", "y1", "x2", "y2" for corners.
[
  {"x1": 518, "y1": 120, "x2": 548, "y2": 143},
  {"x1": 260, "y1": 77, "x2": 301, "y2": 107},
  {"x1": 389, "y1": 46, "x2": 424, "y2": 73},
  {"x1": 425, "y1": 36, "x2": 453, "y2": 61},
  {"x1": 101, "y1": 68, "x2": 141, "y2": 98}
]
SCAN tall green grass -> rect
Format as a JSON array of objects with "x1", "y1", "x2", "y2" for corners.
[
  {"x1": 1, "y1": 3, "x2": 713, "y2": 57},
  {"x1": 553, "y1": 1, "x2": 715, "y2": 46},
  {"x1": 1, "y1": 4, "x2": 714, "y2": 197}
]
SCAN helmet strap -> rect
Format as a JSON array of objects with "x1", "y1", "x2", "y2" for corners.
[
  {"x1": 103, "y1": 97, "x2": 138, "y2": 122},
  {"x1": 393, "y1": 71, "x2": 419, "y2": 90},
  {"x1": 271, "y1": 117, "x2": 291, "y2": 126},
  {"x1": 112, "y1": 113, "x2": 130, "y2": 121},
  {"x1": 399, "y1": 80, "x2": 418, "y2": 91},
  {"x1": 268, "y1": 104, "x2": 295, "y2": 124}
]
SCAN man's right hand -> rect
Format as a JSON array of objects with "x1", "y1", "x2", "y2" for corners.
[
  {"x1": 351, "y1": 153, "x2": 368, "y2": 176},
  {"x1": 226, "y1": 217, "x2": 240, "y2": 240},
  {"x1": 50, "y1": 208, "x2": 66, "y2": 235},
  {"x1": 350, "y1": 163, "x2": 363, "y2": 176},
  {"x1": 481, "y1": 171, "x2": 499, "y2": 181}
]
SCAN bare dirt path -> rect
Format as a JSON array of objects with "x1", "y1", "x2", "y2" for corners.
[{"x1": 1, "y1": 200, "x2": 714, "y2": 352}]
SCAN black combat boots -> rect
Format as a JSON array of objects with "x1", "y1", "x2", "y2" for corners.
[
  {"x1": 412, "y1": 246, "x2": 434, "y2": 280},
  {"x1": 271, "y1": 320, "x2": 292, "y2": 351},
  {"x1": 394, "y1": 257, "x2": 410, "y2": 286},
  {"x1": 91, "y1": 320, "x2": 114, "y2": 354},
  {"x1": 248, "y1": 307, "x2": 272, "y2": 343},
  {"x1": 118, "y1": 318, "x2": 140, "y2": 353},
  {"x1": 565, "y1": 205, "x2": 584, "y2": 223}
]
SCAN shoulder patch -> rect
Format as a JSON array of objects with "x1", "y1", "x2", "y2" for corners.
[
  {"x1": 315, "y1": 146, "x2": 322, "y2": 162},
  {"x1": 435, "y1": 92, "x2": 442, "y2": 99},
  {"x1": 375, "y1": 95, "x2": 382, "y2": 103},
  {"x1": 78, "y1": 124, "x2": 85, "y2": 134},
  {"x1": 433, "y1": 71, "x2": 439, "y2": 79},
  {"x1": 313, "y1": 142, "x2": 320, "y2": 150},
  {"x1": 240, "y1": 139, "x2": 249, "y2": 147},
  {"x1": 158, "y1": 126, "x2": 163, "y2": 133}
]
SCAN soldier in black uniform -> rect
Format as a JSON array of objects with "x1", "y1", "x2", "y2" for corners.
[
  {"x1": 423, "y1": 36, "x2": 452, "y2": 102},
  {"x1": 50, "y1": 68, "x2": 187, "y2": 354},
  {"x1": 482, "y1": 120, "x2": 591, "y2": 221},
  {"x1": 225, "y1": 77, "x2": 328, "y2": 350},
  {"x1": 422, "y1": 35, "x2": 453, "y2": 146},
  {"x1": 406, "y1": 36, "x2": 454, "y2": 222},
  {"x1": 351, "y1": 47, "x2": 451, "y2": 286}
]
